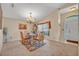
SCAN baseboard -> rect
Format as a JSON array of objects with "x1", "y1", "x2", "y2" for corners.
[{"x1": 67, "y1": 40, "x2": 78, "y2": 44}]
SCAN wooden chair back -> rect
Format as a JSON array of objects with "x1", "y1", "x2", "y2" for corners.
[
  {"x1": 20, "y1": 32, "x2": 24, "y2": 40},
  {"x1": 37, "y1": 32, "x2": 44, "y2": 41}
]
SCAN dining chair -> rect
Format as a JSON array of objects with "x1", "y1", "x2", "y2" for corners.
[
  {"x1": 32, "y1": 32, "x2": 44, "y2": 46},
  {"x1": 32, "y1": 35, "x2": 37, "y2": 45},
  {"x1": 20, "y1": 31, "x2": 30, "y2": 45},
  {"x1": 38, "y1": 32, "x2": 44, "y2": 45}
]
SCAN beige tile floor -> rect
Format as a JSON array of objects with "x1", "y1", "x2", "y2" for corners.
[{"x1": 1, "y1": 39, "x2": 78, "y2": 56}]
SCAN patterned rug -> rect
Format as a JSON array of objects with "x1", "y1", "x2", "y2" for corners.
[{"x1": 23, "y1": 41, "x2": 46, "y2": 52}]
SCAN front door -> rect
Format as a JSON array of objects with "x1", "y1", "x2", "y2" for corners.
[{"x1": 64, "y1": 15, "x2": 79, "y2": 42}]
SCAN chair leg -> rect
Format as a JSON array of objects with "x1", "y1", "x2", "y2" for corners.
[
  {"x1": 38, "y1": 41, "x2": 40, "y2": 47},
  {"x1": 42, "y1": 40, "x2": 44, "y2": 45}
]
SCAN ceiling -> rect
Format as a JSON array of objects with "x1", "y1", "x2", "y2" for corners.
[{"x1": 1, "y1": 3, "x2": 75, "y2": 20}]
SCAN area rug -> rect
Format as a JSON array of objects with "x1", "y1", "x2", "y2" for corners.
[{"x1": 23, "y1": 42, "x2": 46, "y2": 52}]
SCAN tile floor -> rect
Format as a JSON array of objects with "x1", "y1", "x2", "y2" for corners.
[{"x1": 1, "y1": 39, "x2": 78, "y2": 56}]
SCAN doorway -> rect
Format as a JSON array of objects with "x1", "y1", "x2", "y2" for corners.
[{"x1": 64, "y1": 15, "x2": 78, "y2": 44}]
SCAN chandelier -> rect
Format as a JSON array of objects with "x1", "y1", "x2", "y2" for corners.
[{"x1": 26, "y1": 12, "x2": 36, "y2": 24}]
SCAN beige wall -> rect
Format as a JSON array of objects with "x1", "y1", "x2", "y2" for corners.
[{"x1": 3, "y1": 17, "x2": 32, "y2": 42}]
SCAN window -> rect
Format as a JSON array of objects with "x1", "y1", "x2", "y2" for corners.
[{"x1": 38, "y1": 23, "x2": 49, "y2": 36}]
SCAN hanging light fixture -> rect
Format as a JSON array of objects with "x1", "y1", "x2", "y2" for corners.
[{"x1": 26, "y1": 12, "x2": 36, "y2": 24}]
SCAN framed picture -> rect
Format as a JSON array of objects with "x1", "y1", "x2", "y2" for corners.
[{"x1": 19, "y1": 23, "x2": 27, "y2": 30}]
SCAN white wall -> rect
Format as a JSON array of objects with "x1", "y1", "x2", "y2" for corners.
[{"x1": 3, "y1": 17, "x2": 32, "y2": 42}]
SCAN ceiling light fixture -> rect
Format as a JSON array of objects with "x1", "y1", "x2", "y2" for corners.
[{"x1": 26, "y1": 12, "x2": 36, "y2": 24}]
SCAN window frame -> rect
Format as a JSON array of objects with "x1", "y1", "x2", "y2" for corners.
[{"x1": 37, "y1": 21, "x2": 51, "y2": 36}]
